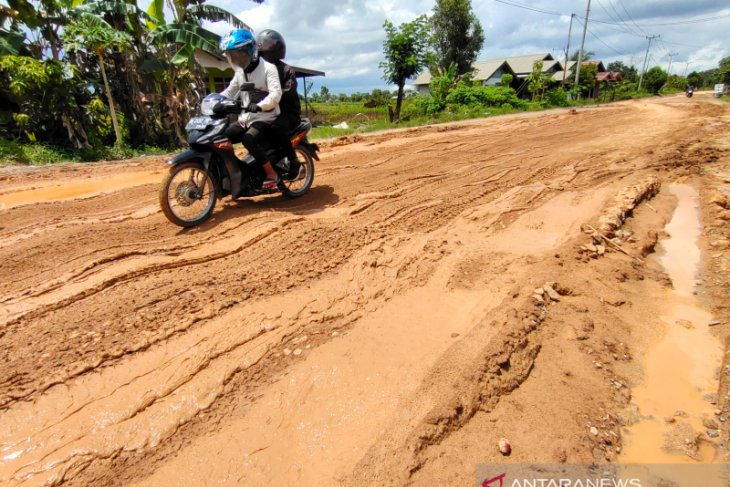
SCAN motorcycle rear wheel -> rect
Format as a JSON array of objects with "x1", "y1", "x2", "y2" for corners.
[
  {"x1": 159, "y1": 162, "x2": 217, "y2": 227},
  {"x1": 278, "y1": 146, "x2": 315, "y2": 198}
]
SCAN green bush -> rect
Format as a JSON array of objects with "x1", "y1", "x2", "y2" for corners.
[
  {"x1": 543, "y1": 88, "x2": 569, "y2": 107},
  {"x1": 445, "y1": 86, "x2": 526, "y2": 110}
]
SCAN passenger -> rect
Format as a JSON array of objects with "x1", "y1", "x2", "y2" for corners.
[
  {"x1": 256, "y1": 29, "x2": 302, "y2": 180},
  {"x1": 219, "y1": 29, "x2": 282, "y2": 190}
]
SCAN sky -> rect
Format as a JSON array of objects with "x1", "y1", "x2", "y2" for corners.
[{"x1": 190, "y1": 0, "x2": 729, "y2": 94}]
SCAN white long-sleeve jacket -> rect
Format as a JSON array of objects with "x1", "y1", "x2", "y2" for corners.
[{"x1": 221, "y1": 58, "x2": 282, "y2": 127}]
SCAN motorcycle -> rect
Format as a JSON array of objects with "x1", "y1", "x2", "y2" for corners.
[
  {"x1": 686, "y1": 88, "x2": 693, "y2": 98},
  {"x1": 159, "y1": 84, "x2": 318, "y2": 227}
]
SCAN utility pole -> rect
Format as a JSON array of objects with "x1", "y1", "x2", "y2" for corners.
[
  {"x1": 637, "y1": 35, "x2": 659, "y2": 91},
  {"x1": 562, "y1": 13, "x2": 575, "y2": 87},
  {"x1": 574, "y1": 0, "x2": 591, "y2": 99},
  {"x1": 666, "y1": 52, "x2": 679, "y2": 74},
  {"x1": 683, "y1": 61, "x2": 692, "y2": 77}
]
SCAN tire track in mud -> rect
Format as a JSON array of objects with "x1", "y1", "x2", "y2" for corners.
[
  {"x1": 0, "y1": 98, "x2": 720, "y2": 485},
  {"x1": 0, "y1": 102, "x2": 688, "y2": 409},
  {"x1": 0, "y1": 227, "x2": 450, "y2": 486}
]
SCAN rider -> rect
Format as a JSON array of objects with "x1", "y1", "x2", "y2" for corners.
[
  {"x1": 219, "y1": 29, "x2": 282, "y2": 190},
  {"x1": 256, "y1": 29, "x2": 302, "y2": 180}
]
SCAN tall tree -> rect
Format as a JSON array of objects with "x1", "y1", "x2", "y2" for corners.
[
  {"x1": 63, "y1": 15, "x2": 132, "y2": 145},
  {"x1": 431, "y1": 0, "x2": 484, "y2": 76},
  {"x1": 607, "y1": 60, "x2": 637, "y2": 83},
  {"x1": 381, "y1": 15, "x2": 431, "y2": 121},
  {"x1": 643, "y1": 66, "x2": 668, "y2": 94},
  {"x1": 718, "y1": 56, "x2": 730, "y2": 85}
]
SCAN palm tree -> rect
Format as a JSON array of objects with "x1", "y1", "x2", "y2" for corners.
[{"x1": 63, "y1": 15, "x2": 133, "y2": 146}]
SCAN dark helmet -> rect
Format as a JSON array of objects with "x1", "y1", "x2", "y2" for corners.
[{"x1": 256, "y1": 29, "x2": 286, "y2": 63}]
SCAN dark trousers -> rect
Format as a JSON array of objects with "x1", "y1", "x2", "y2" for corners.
[
  {"x1": 271, "y1": 113, "x2": 300, "y2": 162},
  {"x1": 225, "y1": 121, "x2": 271, "y2": 166}
]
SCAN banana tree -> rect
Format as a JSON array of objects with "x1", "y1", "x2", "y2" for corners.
[
  {"x1": 147, "y1": 2, "x2": 253, "y2": 66},
  {"x1": 5, "y1": 0, "x2": 69, "y2": 59}
]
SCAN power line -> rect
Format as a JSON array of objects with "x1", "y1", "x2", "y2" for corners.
[
  {"x1": 615, "y1": 0, "x2": 648, "y2": 36},
  {"x1": 493, "y1": 0, "x2": 730, "y2": 27},
  {"x1": 573, "y1": 16, "x2": 628, "y2": 56},
  {"x1": 637, "y1": 12, "x2": 730, "y2": 26},
  {"x1": 660, "y1": 38, "x2": 709, "y2": 49},
  {"x1": 587, "y1": 26, "x2": 627, "y2": 56},
  {"x1": 596, "y1": 0, "x2": 643, "y2": 37},
  {"x1": 492, "y1": 0, "x2": 563, "y2": 17}
]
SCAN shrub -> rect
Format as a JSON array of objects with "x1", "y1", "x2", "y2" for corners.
[
  {"x1": 445, "y1": 86, "x2": 526, "y2": 109},
  {"x1": 543, "y1": 88, "x2": 569, "y2": 107}
]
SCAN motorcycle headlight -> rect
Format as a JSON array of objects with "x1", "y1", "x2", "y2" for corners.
[
  {"x1": 201, "y1": 98, "x2": 216, "y2": 116},
  {"x1": 200, "y1": 93, "x2": 227, "y2": 116}
]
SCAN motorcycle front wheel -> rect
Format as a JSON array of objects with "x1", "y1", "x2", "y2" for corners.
[
  {"x1": 278, "y1": 146, "x2": 315, "y2": 198},
  {"x1": 159, "y1": 162, "x2": 217, "y2": 227}
]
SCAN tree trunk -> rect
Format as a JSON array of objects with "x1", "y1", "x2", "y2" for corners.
[
  {"x1": 394, "y1": 81, "x2": 405, "y2": 123},
  {"x1": 98, "y1": 52, "x2": 123, "y2": 146}
]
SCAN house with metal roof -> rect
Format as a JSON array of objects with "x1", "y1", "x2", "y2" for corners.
[
  {"x1": 552, "y1": 60, "x2": 608, "y2": 84},
  {"x1": 412, "y1": 53, "x2": 563, "y2": 94},
  {"x1": 504, "y1": 53, "x2": 563, "y2": 79},
  {"x1": 412, "y1": 59, "x2": 515, "y2": 94},
  {"x1": 411, "y1": 54, "x2": 624, "y2": 99}
]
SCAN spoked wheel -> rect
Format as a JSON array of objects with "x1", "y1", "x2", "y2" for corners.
[
  {"x1": 159, "y1": 162, "x2": 217, "y2": 227},
  {"x1": 278, "y1": 146, "x2": 315, "y2": 198}
]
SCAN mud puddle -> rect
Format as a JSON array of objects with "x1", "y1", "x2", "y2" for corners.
[
  {"x1": 621, "y1": 184, "x2": 723, "y2": 463},
  {"x1": 0, "y1": 170, "x2": 162, "y2": 209}
]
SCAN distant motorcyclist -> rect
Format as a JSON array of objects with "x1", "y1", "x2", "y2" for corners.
[
  {"x1": 219, "y1": 29, "x2": 282, "y2": 190},
  {"x1": 256, "y1": 29, "x2": 302, "y2": 180}
]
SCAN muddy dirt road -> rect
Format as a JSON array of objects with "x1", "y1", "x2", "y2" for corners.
[{"x1": 1, "y1": 95, "x2": 729, "y2": 486}]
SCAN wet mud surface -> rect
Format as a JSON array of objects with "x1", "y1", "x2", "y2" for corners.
[{"x1": 1, "y1": 95, "x2": 729, "y2": 485}]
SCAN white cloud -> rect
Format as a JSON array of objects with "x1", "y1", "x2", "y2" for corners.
[{"x1": 188, "y1": 0, "x2": 730, "y2": 93}]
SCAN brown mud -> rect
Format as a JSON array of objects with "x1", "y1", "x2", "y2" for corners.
[{"x1": 0, "y1": 94, "x2": 729, "y2": 486}]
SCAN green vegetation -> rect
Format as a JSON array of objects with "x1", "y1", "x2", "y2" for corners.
[
  {"x1": 0, "y1": 0, "x2": 256, "y2": 160},
  {"x1": 431, "y1": 0, "x2": 484, "y2": 76},
  {"x1": 381, "y1": 15, "x2": 431, "y2": 121},
  {"x1": 0, "y1": 138, "x2": 169, "y2": 165},
  {"x1": 3, "y1": 0, "x2": 728, "y2": 166}
]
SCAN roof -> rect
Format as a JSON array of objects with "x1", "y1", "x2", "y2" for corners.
[
  {"x1": 412, "y1": 59, "x2": 514, "y2": 86},
  {"x1": 596, "y1": 71, "x2": 623, "y2": 82},
  {"x1": 413, "y1": 53, "x2": 562, "y2": 86},
  {"x1": 581, "y1": 60, "x2": 607, "y2": 72},
  {"x1": 502, "y1": 53, "x2": 555, "y2": 74},
  {"x1": 474, "y1": 59, "x2": 514, "y2": 80},
  {"x1": 290, "y1": 66, "x2": 325, "y2": 78}
]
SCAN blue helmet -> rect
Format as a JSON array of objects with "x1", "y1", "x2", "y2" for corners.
[{"x1": 219, "y1": 29, "x2": 257, "y2": 57}]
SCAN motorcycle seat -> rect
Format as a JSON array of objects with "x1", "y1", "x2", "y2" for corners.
[{"x1": 290, "y1": 119, "x2": 312, "y2": 137}]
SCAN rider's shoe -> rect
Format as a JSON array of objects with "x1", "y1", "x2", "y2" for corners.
[
  {"x1": 261, "y1": 161, "x2": 279, "y2": 190},
  {"x1": 261, "y1": 178, "x2": 278, "y2": 190},
  {"x1": 284, "y1": 159, "x2": 302, "y2": 181},
  {"x1": 275, "y1": 157, "x2": 291, "y2": 173}
]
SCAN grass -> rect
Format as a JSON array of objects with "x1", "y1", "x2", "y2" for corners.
[
  {"x1": 0, "y1": 138, "x2": 170, "y2": 166},
  {"x1": 308, "y1": 99, "x2": 529, "y2": 140}
]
